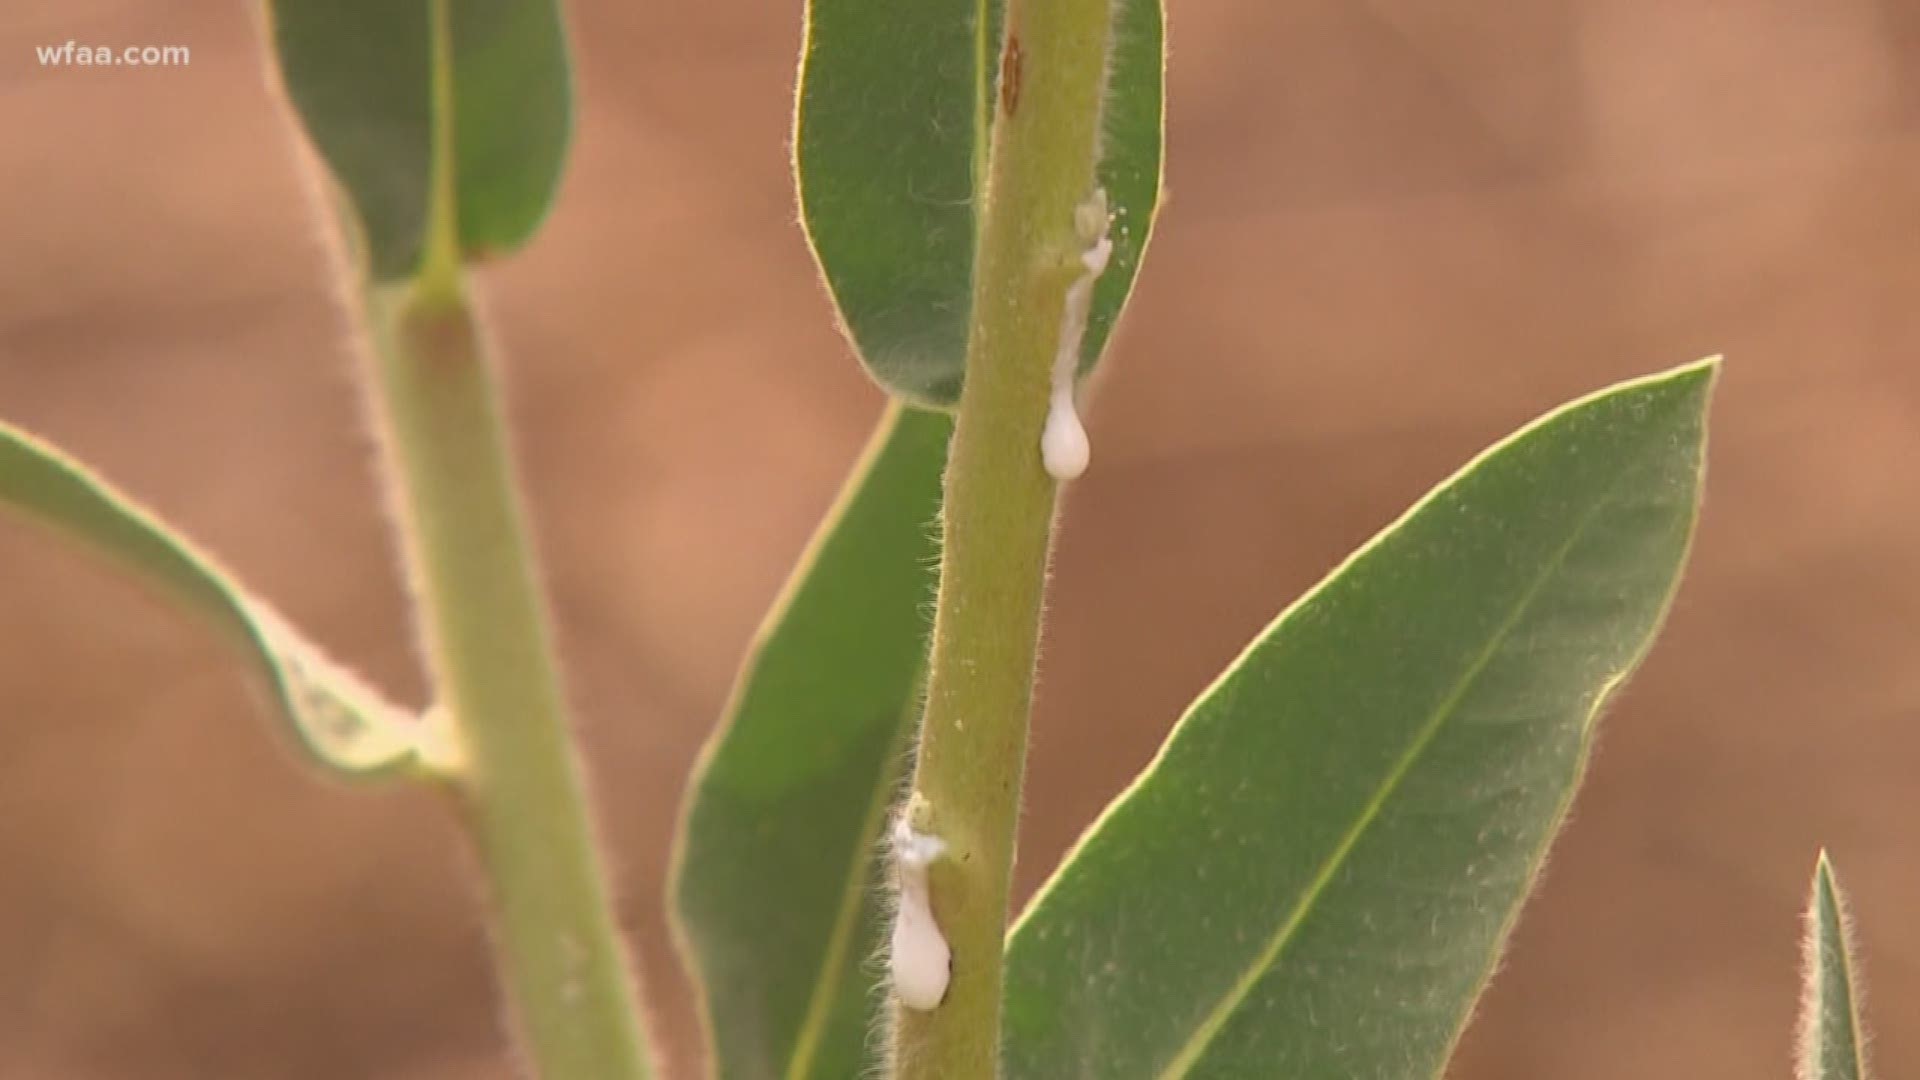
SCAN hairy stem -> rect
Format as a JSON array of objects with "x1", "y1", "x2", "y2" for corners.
[
  {"x1": 363, "y1": 281, "x2": 654, "y2": 1080},
  {"x1": 890, "y1": 0, "x2": 1117, "y2": 1075}
]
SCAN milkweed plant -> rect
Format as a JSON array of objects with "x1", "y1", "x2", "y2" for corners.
[{"x1": 2, "y1": 1, "x2": 1878, "y2": 1078}]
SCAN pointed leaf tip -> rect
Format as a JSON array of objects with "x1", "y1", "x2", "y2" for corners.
[
  {"x1": 1004, "y1": 360, "x2": 1713, "y2": 1079},
  {"x1": 1800, "y1": 851, "x2": 1871, "y2": 1080}
]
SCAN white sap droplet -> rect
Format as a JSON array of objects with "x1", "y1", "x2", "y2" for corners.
[
  {"x1": 1042, "y1": 387, "x2": 1090, "y2": 481},
  {"x1": 1042, "y1": 191, "x2": 1114, "y2": 483},
  {"x1": 890, "y1": 818, "x2": 951, "y2": 1011}
]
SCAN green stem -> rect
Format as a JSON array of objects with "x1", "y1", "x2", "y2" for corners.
[
  {"x1": 364, "y1": 281, "x2": 654, "y2": 1080},
  {"x1": 890, "y1": 0, "x2": 1116, "y2": 1075}
]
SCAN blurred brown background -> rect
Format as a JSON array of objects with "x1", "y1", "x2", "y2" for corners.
[{"x1": 2, "y1": 1, "x2": 1917, "y2": 1077}]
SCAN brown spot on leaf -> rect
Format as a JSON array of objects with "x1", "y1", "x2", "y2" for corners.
[{"x1": 1000, "y1": 35, "x2": 1024, "y2": 116}]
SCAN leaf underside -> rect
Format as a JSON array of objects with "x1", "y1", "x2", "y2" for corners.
[
  {"x1": 0, "y1": 424, "x2": 437, "y2": 778},
  {"x1": 1799, "y1": 852, "x2": 1871, "y2": 1080},
  {"x1": 671, "y1": 405, "x2": 951, "y2": 1080},
  {"x1": 794, "y1": 0, "x2": 1164, "y2": 406},
  {"x1": 1003, "y1": 360, "x2": 1717, "y2": 1079},
  {"x1": 268, "y1": 0, "x2": 572, "y2": 280}
]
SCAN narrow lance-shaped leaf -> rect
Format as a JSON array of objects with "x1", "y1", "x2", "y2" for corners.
[
  {"x1": 795, "y1": 0, "x2": 1164, "y2": 406},
  {"x1": 267, "y1": 0, "x2": 572, "y2": 280},
  {"x1": 1004, "y1": 359, "x2": 1718, "y2": 1079},
  {"x1": 0, "y1": 423, "x2": 445, "y2": 778},
  {"x1": 1798, "y1": 851, "x2": 1873, "y2": 1080},
  {"x1": 670, "y1": 405, "x2": 950, "y2": 1080}
]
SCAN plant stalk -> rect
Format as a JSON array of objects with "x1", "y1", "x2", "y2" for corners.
[
  {"x1": 890, "y1": 0, "x2": 1117, "y2": 1074},
  {"x1": 363, "y1": 281, "x2": 654, "y2": 1080}
]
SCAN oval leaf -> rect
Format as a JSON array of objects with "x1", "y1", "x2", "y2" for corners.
[
  {"x1": 1003, "y1": 360, "x2": 1717, "y2": 1078},
  {"x1": 1799, "y1": 851, "x2": 1872, "y2": 1080},
  {"x1": 795, "y1": 0, "x2": 1163, "y2": 406},
  {"x1": 268, "y1": 0, "x2": 572, "y2": 279},
  {"x1": 0, "y1": 424, "x2": 445, "y2": 778},
  {"x1": 670, "y1": 405, "x2": 950, "y2": 1079}
]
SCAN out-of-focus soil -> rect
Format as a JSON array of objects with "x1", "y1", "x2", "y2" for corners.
[{"x1": 1, "y1": 1, "x2": 1916, "y2": 1077}]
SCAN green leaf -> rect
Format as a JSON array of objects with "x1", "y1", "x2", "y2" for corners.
[
  {"x1": 1003, "y1": 360, "x2": 1718, "y2": 1079},
  {"x1": 795, "y1": 0, "x2": 1164, "y2": 407},
  {"x1": 268, "y1": 0, "x2": 572, "y2": 280},
  {"x1": 0, "y1": 423, "x2": 446, "y2": 778},
  {"x1": 1799, "y1": 851, "x2": 1872, "y2": 1080},
  {"x1": 670, "y1": 405, "x2": 950, "y2": 1080}
]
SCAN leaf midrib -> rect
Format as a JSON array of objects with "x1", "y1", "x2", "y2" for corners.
[
  {"x1": 1152, "y1": 476, "x2": 1627, "y2": 1080},
  {"x1": 783, "y1": 719, "x2": 904, "y2": 1080},
  {"x1": 1816, "y1": 864, "x2": 1866, "y2": 1080}
]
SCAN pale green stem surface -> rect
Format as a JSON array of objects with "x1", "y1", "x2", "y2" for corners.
[
  {"x1": 363, "y1": 281, "x2": 653, "y2": 1080},
  {"x1": 891, "y1": 0, "x2": 1116, "y2": 1075}
]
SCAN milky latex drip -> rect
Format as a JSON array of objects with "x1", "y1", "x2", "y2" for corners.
[
  {"x1": 1041, "y1": 190, "x2": 1113, "y2": 482},
  {"x1": 889, "y1": 816, "x2": 951, "y2": 1010}
]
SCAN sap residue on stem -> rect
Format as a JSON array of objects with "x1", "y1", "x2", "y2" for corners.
[
  {"x1": 1042, "y1": 189, "x2": 1113, "y2": 482},
  {"x1": 890, "y1": 814, "x2": 951, "y2": 1011}
]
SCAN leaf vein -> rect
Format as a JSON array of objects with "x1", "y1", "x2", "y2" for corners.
[{"x1": 1152, "y1": 479, "x2": 1625, "y2": 1080}]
